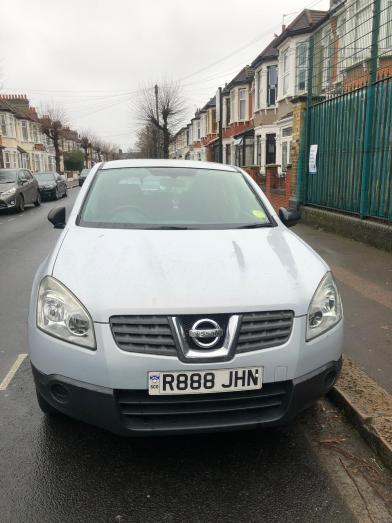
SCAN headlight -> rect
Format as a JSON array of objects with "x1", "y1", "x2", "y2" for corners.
[
  {"x1": 37, "y1": 276, "x2": 96, "y2": 349},
  {"x1": 2, "y1": 187, "x2": 17, "y2": 197},
  {"x1": 306, "y1": 272, "x2": 342, "y2": 341}
]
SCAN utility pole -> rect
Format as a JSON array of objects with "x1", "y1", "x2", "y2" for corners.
[
  {"x1": 217, "y1": 87, "x2": 223, "y2": 163},
  {"x1": 154, "y1": 84, "x2": 160, "y2": 159}
]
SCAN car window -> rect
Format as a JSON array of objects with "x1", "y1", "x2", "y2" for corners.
[
  {"x1": 35, "y1": 173, "x2": 55, "y2": 182},
  {"x1": 18, "y1": 172, "x2": 27, "y2": 183},
  {"x1": 0, "y1": 170, "x2": 17, "y2": 183},
  {"x1": 24, "y1": 171, "x2": 33, "y2": 180},
  {"x1": 79, "y1": 167, "x2": 272, "y2": 230}
]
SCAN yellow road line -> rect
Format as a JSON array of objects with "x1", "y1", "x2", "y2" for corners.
[{"x1": 0, "y1": 354, "x2": 28, "y2": 391}]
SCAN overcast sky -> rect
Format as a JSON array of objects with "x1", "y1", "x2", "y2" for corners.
[{"x1": 1, "y1": 0, "x2": 329, "y2": 150}]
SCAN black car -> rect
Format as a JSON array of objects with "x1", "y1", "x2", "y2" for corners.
[
  {"x1": 0, "y1": 168, "x2": 41, "y2": 212},
  {"x1": 79, "y1": 168, "x2": 90, "y2": 186},
  {"x1": 35, "y1": 172, "x2": 68, "y2": 200}
]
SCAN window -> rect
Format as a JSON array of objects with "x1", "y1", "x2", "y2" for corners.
[
  {"x1": 282, "y1": 49, "x2": 289, "y2": 95},
  {"x1": 256, "y1": 136, "x2": 262, "y2": 166},
  {"x1": 255, "y1": 70, "x2": 261, "y2": 109},
  {"x1": 230, "y1": 91, "x2": 235, "y2": 122},
  {"x1": 21, "y1": 120, "x2": 29, "y2": 141},
  {"x1": 265, "y1": 134, "x2": 276, "y2": 165},
  {"x1": 239, "y1": 88, "x2": 246, "y2": 120},
  {"x1": 34, "y1": 154, "x2": 40, "y2": 172},
  {"x1": 346, "y1": 0, "x2": 372, "y2": 65},
  {"x1": 196, "y1": 120, "x2": 200, "y2": 140},
  {"x1": 267, "y1": 65, "x2": 278, "y2": 106},
  {"x1": 244, "y1": 137, "x2": 254, "y2": 166},
  {"x1": 225, "y1": 97, "x2": 231, "y2": 126},
  {"x1": 296, "y1": 43, "x2": 308, "y2": 93},
  {"x1": 4, "y1": 151, "x2": 11, "y2": 168},
  {"x1": 80, "y1": 167, "x2": 272, "y2": 229},
  {"x1": 0, "y1": 114, "x2": 7, "y2": 135}
]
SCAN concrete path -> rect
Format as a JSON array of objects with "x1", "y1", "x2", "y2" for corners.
[{"x1": 295, "y1": 223, "x2": 392, "y2": 393}]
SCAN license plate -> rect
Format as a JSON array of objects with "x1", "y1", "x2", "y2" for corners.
[{"x1": 148, "y1": 367, "x2": 263, "y2": 395}]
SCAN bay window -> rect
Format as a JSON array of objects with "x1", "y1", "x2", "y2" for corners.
[
  {"x1": 296, "y1": 43, "x2": 308, "y2": 93},
  {"x1": 282, "y1": 49, "x2": 289, "y2": 95},
  {"x1": 239, "y1": 88, "x2": 246, "y2": 120},
  {"x1": 267, "y1": 65, "x2": 278, "y2": 106}
]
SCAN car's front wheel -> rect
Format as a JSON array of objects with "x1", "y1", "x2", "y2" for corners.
[
  {"x1": 15, "y1": 194, "x2": 24, "y2": 213},
  {"x1": 34, "y1": 192, "x2": 41, "y2": 207},
  {"x1": 36, "y1": 391, "x2": 59, "y2": 416},
  {"x1": 54, "y1": 188, "x2": 60, "y2": 200}
]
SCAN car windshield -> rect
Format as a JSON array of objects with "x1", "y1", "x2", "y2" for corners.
[
  {"x1": 36, "y1": 173, "x2": 55, "y2": 181},
  {"x1": 79, "y1": 167, "x2": 272, "y2": 229},
  {"x1": 80, "y1": 169, "x2": 90, "y2": 176},
  {"x1": 0, "y1": 170, "x2": 17, "y2": 183}
]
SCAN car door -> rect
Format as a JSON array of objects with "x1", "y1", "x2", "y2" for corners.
[
  {"x1": 24, "y1": 170, "x2": 36, "y2": 203},
  {"x1": 17, "y1": 171, "x2": 29, "y2": 202}
]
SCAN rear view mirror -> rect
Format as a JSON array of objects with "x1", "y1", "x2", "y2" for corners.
[
  {"x1": 48, "y1": 206, "x2": 66, "y2": 229},
  {"x1": 279, "y1": 207, "x2": 300, "y2": 228}
]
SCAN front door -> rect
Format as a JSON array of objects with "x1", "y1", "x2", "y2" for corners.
[{"x1": 265, "y1": 134, "x2": 276, "y2": 165}]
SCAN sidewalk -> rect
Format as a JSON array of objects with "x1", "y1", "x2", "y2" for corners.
[{"x1": 295, "y1": 223, "x2": 392, "y2": 394}]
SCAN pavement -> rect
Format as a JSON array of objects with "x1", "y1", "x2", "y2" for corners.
[
  {"x1": 0, "y1": 194, "x2": 391, "y2": 521},
  {"x1": 295, "y1": 223, "x2": 392, "y2": 394}
]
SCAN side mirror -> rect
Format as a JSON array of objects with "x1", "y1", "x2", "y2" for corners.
[
  {"x1": 279, "y1": 207, "x2": 300, "y2": 228},
  {"x1": 48, "y1": 206, "x2": 66, "y2": 229}
]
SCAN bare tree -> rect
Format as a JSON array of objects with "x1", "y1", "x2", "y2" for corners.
[
  {"x1": 136, "y1": 124, "x2": 162, "y2": 158},
  {"x1": 79, "y1": 130, "x2": 94, "y2": 168},
  {"x1": 39, "y1": 105, "x2": 68, "y2": 173},
  {"x1": 136, "y1": 81, "x2": 186, "y2": 159}
]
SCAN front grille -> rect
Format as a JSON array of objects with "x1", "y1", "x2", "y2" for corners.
[
  {"x1": 237, "y1": 311, "x2": 294, "y2": 353},
  {"x1": 110, "y1": 316, "x2": 177, "y2": 355},
  {"x1": 115, "y1": 383, "x2": 291, "y2": 432}
]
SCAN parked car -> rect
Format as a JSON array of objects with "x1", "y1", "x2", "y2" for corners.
[
  {"x1": 35, "y1": 171, "x2": 68, "y2": 200},
  {"x1": 0, "y1": 168, "x2": 41, "y2": 212},
  {"x1": 78, "y1": 168, "x2": 90, "y2": 186},
  {"x1": 29, "y1": 160, "x2": 343, "y2": 436}
]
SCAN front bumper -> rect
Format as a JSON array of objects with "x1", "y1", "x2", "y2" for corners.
[
  {"x1": 0, "y1": 196, "x2": 16, "y2": 209},
  {"x1": 39, "y1": 188, "x2": 56, "y2": 199},
  {"x1": 32, "y1": 359, "x2": 342, "y2": 436}
]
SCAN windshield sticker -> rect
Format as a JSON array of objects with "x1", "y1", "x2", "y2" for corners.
[{"x1": 252, "y1": 210, "x2": 266, "y2": 220}]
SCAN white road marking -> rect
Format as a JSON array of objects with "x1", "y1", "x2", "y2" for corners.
[
  {"x1": 7, "y1": 218, "x2": 15, "y2": 222},
  {"x1": 0, "y1": 354, "x2": 28, "y2": 391}
]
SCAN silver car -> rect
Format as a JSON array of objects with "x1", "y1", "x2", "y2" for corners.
[
  {"x1": 28, "y1": 160, "x2": 343, "y2": 436},
  {"x1": 0, "y1": 168, "x2": 41, "y2": 212}
]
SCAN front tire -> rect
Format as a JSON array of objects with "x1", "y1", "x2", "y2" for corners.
[
  {"x1": 16, "y1": 194, "x2": 24, "y2": 213},
  {"x1": 34, "y1": 192, "x2": 41, "y2": 207},
  {"x1": 63, "y1": 187, "x2": 68, "y2": 198},
  {"x1": 36, "y1": 391, "x2": 59, "y2": 416},
  {"x1": 54, "y1": 188, "x2": 59, "y2": 200}
]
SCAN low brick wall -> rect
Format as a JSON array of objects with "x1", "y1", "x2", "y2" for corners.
[
  {"x1": 263, "y1": 164, "x2": 292, "y2": 211},
  {"x1": 301, "y1": 206, "x2": 392, "y2": 252}
]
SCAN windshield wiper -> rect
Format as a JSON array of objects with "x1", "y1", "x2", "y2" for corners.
[
  {"x1": 145, "y1": 225, "x2": 192, "y2": 230},
  {"x1": 234, "y1": 223, "x2": 272, "y2": 229}
]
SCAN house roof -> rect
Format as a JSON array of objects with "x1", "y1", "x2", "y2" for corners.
[
  {"x1": 225, "y1": 66, "x2": 254, "y2": 90},
  {"x1": 200, "y1": 96, "x2": 216, "y2": 112},
  {"x1": 0, "y1": 95, "x2": 38, "y2": 122},
  {"x1": 274, "y1": 9, "x2": 327, "y2": 46},
  {"x1": 251, "y1": 38, "x2": 279, "y2": 69}
]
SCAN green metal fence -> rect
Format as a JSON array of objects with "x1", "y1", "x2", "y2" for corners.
[{"x1": 302, "y1": 0, "x2": 392, "y2": 221}]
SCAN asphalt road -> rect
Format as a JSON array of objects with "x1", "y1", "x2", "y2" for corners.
[{"x1": 0, "y1": 192, "x2": 359, "y2": 522}]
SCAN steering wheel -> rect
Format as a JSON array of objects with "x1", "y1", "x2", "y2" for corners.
[{"x1": 110, "y1": 205, "x2": 149, "y2": 221}]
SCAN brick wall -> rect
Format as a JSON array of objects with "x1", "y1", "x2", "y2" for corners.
[{"x1": 261, "y1": 164, "x2": 292, "y2": 211}]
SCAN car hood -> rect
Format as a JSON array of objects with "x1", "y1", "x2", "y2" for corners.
[
  {"x1": 37, "y1": 181, "x2": 55, "y2": 187},
  {"x1": 52, "y1": 226, "x2": 328, "y2": 322},
  {"x1": 0, "y1": 182, "x2": 17, "y2": 193}
]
